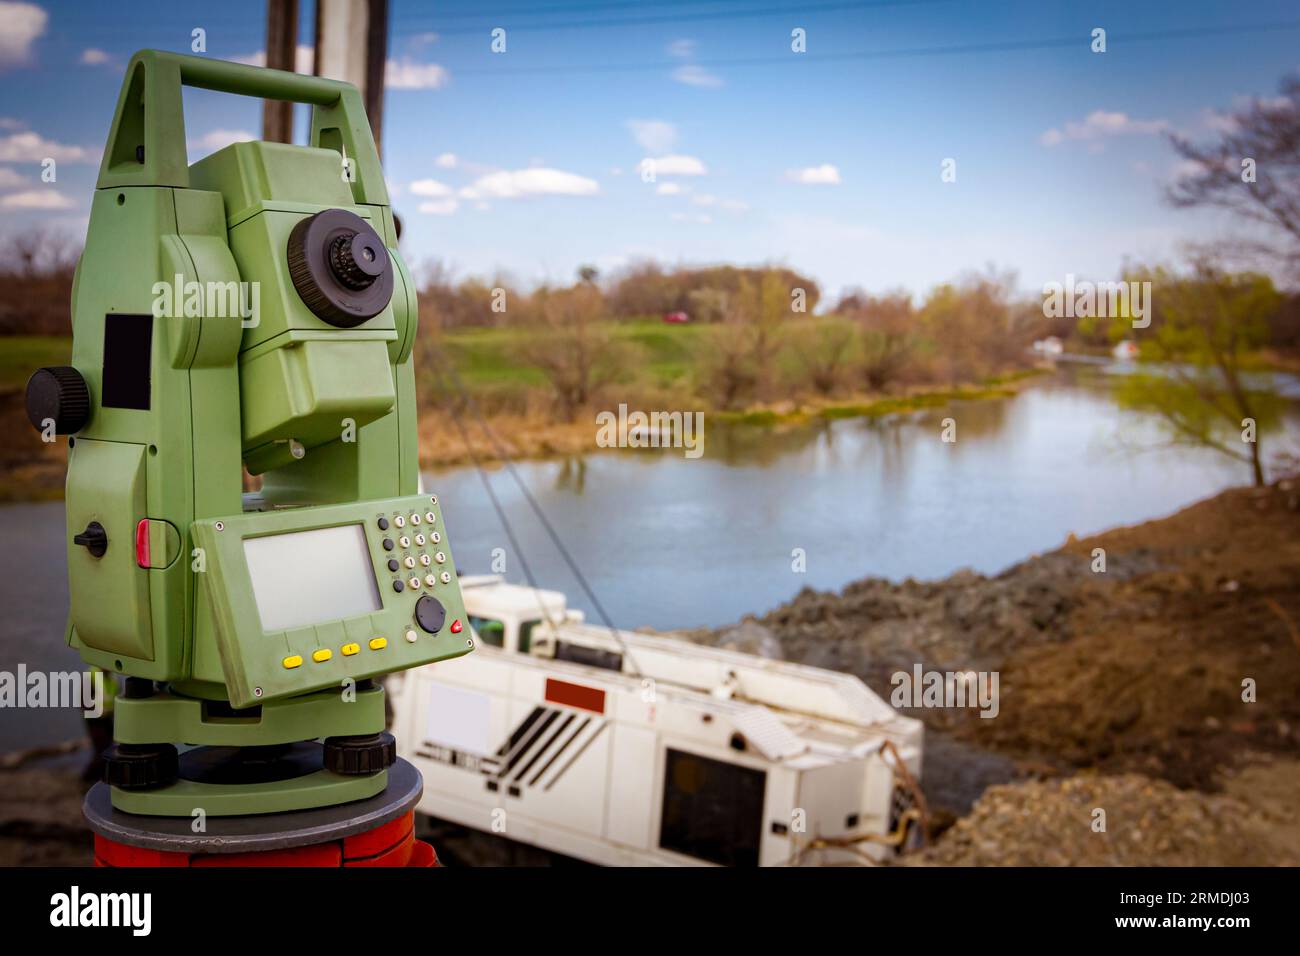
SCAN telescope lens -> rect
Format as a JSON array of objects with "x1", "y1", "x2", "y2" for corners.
[{"x1": 329, "y1": 232, "x2": 388, "y2": 289}]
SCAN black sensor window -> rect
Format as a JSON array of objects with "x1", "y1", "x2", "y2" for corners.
[{"x1": 101, "y1": 313, "x2": 153, "y2": 410}]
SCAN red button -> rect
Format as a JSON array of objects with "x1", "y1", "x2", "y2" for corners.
[
  {"x1": 450, "y1": 619, "x2": 462, "y2": 634},
  {"x1": 135, "y1": 518, "x2": 150, "y2": 568}
]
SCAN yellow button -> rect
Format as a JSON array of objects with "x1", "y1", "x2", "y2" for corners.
[
  {"x1": 312, "y1": 648, "x2": 333, "y2": 663},
  {"x1": 282, "y1": 655, "x2": 303, "y2": 669},
  {"x1": 341, "y1": 643, "x2": 360, "y2": 657},
  {"x1": 369, "y1": 637, "x2": 387, "y2": 651}
]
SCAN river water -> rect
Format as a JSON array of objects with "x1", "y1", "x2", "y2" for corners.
[
  {"x1": 427, "y1": 367, "x2": 1300, "y2": 631},
  {"x1": 2, "y1": 366, "x2": 1297, "y2": 752}
]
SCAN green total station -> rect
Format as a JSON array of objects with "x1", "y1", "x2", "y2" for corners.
[{"x1": 24, "y1": 50, "x2": 472, "y2": 821}]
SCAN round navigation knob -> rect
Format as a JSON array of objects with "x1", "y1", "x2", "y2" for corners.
[
  {"x1": 414, "y1": 595, "x2": 446, "y2": 634},
  {"x1": 25, "y1": 366, "x2": 90, "y2": 434}
]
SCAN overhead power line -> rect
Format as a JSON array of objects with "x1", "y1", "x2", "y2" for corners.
[
  {"x1": 444, "y1": 19, "x2": 1300, "y2": 78},
  {"x1": 396, "y1": 0, "x2": 787, "y2": 23},
  {"x1": 432, "y1": 349, "x2": 645, "y2": 677},
  {"x1": 396, "y1": 0, "x2": 953, "y2": 37}
]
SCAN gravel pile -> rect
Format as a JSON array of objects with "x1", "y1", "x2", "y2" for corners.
[{"x1": 907, "y1": 767, "x2": 1299, "y2": 867}]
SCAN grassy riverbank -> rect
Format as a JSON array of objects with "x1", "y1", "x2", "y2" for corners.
[{"x1": 0, "y1": 329, "x2": 1044, "y2": 497}]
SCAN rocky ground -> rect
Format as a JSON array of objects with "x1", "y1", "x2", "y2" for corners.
[
  {"x1": 696, "y1": 480, "x2": 1300, "y2": 865},
  {"x1": 0, "y1": 764, "x2": 93, "y2": 866},
  {"x1": 906, "y1": 759, "x2": 1300, "y2": 867}
]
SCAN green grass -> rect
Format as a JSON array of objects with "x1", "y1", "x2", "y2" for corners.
[
  {"x1": 436, "y1": 327, "x2": 549, "y2": 386},
  {"x1": 715, "y1": 408, "x2": 784, "y2": 426},
  {"x1": 439, "y1": 318, "x2": 709, "y2": 389},
  {"x1": 0, "y1": 336, "x2": 70, "y2": 392}
]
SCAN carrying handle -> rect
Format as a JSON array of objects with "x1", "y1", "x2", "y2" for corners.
[{"x1": 96, "y1": 49, "x2": 387, "y2": 206}]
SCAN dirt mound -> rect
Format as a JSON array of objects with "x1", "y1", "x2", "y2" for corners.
[
  {"x1": 713, "y1": 482, "x2": 1300, "y2": 794},
  {"x1": 0, "y1": 766, "x2": 92, "y2": 866},
  {"x1": 975, "y1": 483, "x2": 1300, "y2": 789},
  {"x1": 908, "y1": 759, "x2": 1300, "y2": 867}
]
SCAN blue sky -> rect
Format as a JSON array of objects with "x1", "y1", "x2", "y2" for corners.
[{"x1": 2, "y1": 0, "x2": 1298, "y2": 301}]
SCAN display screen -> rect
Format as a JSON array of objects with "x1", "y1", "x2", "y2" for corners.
[{"x1": 243, "y1": 524, "x2": 382, "y2": 632}]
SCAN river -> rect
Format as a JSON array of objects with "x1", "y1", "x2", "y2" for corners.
[{"x1": 428, "y1": 367, "x2": 1300, "y2": 631}]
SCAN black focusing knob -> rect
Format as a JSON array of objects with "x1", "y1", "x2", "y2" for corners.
[
  {"x1": 25, "y1": 366, "x2": 90, "y2": 434},
  {"x1": 103, "y1": 743, "x2": 179, "y2": 790},
  {"x1": 287, "y1": 208, "x2": 393, "y2": 328},
  {"x1": 329, "y1": 232, "x2": 387, "y2": 290},
  {"x1": 323, "y1": 732, "x2": 396, "y2": 775}
]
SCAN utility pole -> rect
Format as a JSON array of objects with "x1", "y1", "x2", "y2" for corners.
[
  {"x1": 314, "y1": 0, "x2": 389, "y2": 157},
  {"x1": 261, "y1": 0, "x2": 299, "y2": 143}
]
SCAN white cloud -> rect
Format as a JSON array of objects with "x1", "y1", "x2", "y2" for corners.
[
  {"x1": 656, "y1": 182, "x2": 683, "y2": 196},
  {"x1": 189, "y1": 129, "x2": 255, "y2": 155},
  {"x1": 672, "y1": 64, "x2": 722, "y2": 88},
  {"x1": 409, "y1": 178, "x2": 453, "y2": 197},
  {"x1": 643, "y1": 154, "x2": 707, "y2": 177},
  {"x1": 1171, "y1": 159, "x2": 1208, "y2": 182},
  {"x1": 0, "y1": 130, "x2": 93, "y2": 163},
  {"x1": 0, "y1": 167, "x2": 26, "y2": 188},
  {"x1": 418, "y1": 199, "x2": 458, "y2": 216},
  {"x1": 80, "y1": 48, "x2": 112, "y2": 66},
  {"x1": 459, "y1": 167, "x2": 599, "y2": 200},
  {"x1": 386, "y1": 58, "x2": 449, "y2": 90},
  {"x1": 691, "y1": 193, "x2": 749, "y2": 212},
  {"x1": 1039, "y1": 110, "x2": 1168, "y2": 147},
  {"x1": 1, "y1": 189, "x2": 74, "y2": 209},
  {"x1": 1169, "y1": 157, "x2": 1237, "y2": 182},
  {"x1": 671, "y1": 211, "x2": 712, "y2": 225},
  {"x1": 434, "y1": 152, "x2": 457, "y2": 168},
  {"x1": 1201, "y1": 108, "x2": 1239, "y2": 134},
  {"x1": 234, "y1": 45, "x2": 314, "y2": 73},
  {"x1": 786, "y1": 164, "x2": 841, "y2": 185},
  {"x1": 0, "y1": 2, "x2": 46, "y2": 68},
  {"x1": 667, "y1": 39, "x2": 696, "y2": 59},
  {"x1": 1201, "y1": 95, "x2": 1294, "y2": 135},
  {"x1": 627, "y1": 119, "x2": 677, "y2": 155}
]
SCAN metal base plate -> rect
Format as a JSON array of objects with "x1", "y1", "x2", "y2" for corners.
[{"x1": 84, "y1": 756, "x2": 423, "y2": 854}]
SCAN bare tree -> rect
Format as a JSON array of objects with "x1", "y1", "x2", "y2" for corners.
[
  {"x1": 1113, "y1": 260, "x2": 1282, "y2": 486},
  {"x1": 789, "y1": 317, "x2": 855, "y2": 395},
  {"x1": 839, "y1": 289, "x2": 915, "y2": 390},
  {"x1": 1167, "y1": 73, "x2": 1300, "y2": 276},
  {"x1": 0, "y1": 228, "x2": 80, "y2": 334},
  {"x1": 515, "y1": 283, "x2": 628, "y2": 421}
]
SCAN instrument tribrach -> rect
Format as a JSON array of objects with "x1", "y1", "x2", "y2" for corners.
[{"x1": 25, "y1": 50, "x2": 472, "y2": 864}]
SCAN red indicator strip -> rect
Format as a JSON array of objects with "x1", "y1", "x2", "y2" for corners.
[
  {"x1": 135, "y1": 518, "x2": 150, "y2": 568},
  {"x1": 545, "y1": 677, "x2": 605, "y2": 714}
]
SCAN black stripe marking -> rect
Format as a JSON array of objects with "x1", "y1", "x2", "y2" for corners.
[
  {"x1": 500, "y1": 710, "x2": 560, "y2": 777},
  {"x1": 497, "y1": 706, "x2": 545, "y2": 757},
  {"x1": 529, "y1": 716, "x2": 590, "y2": 786},
  {"x1": 515, "y1": 713, "x2": 576, "y2": 782},
  {"x1": 543, "y1": 721, "x2": 607, "y2": 792}
]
